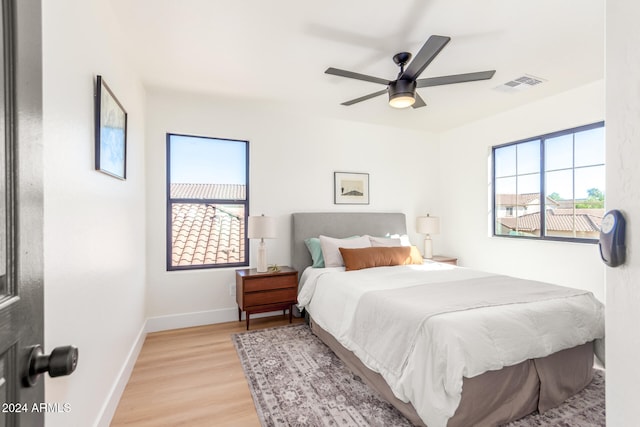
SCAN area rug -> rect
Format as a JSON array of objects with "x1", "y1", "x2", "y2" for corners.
[{"x1": 232, "y1": 324, "x2": 605, "y2": 427}]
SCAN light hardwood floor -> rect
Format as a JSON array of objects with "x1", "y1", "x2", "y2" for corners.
[{"x1": 110, "y1": 315, "x2": 305, "y2": 426}]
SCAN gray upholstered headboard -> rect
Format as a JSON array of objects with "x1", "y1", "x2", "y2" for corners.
[{"x1": 291, "y1": 212, "x2": 407, "y2": 276}]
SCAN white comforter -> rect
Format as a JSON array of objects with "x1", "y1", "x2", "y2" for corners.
[{"x1": 297, "y1": 263, "x2": 605, "y2": 427}]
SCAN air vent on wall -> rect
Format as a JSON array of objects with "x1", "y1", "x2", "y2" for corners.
[{"x1": 495, "y1": 74, "x2": 545, "y2": 93}]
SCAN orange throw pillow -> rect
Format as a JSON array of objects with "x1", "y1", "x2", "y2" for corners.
[{"x1": 338, "y1": 246, "x2": 423, "y2": 271}]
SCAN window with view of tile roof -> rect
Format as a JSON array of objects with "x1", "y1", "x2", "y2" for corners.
[
  {"x1": 493, "y1": 122, "x2": 604, "y2": 242},
  {"x1": 167, "y1": 134, "x2": 249, "y2": 270}
]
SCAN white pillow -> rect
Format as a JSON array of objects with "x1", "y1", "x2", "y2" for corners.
[
  {"x1": 388, "y1": 233, "x2": 412, "y2": 246},
  {"x1": 319, "y1": 235, "x2": 372, "y2": 267},
  {"x1": 367, "y1": 235, "x2": 402, "y2": 247}
]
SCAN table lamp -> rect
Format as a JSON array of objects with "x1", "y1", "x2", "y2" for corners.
[
  {"x1": 247, "y1": 214, "x2": 277, "y2": 272},
  {"x1": 416, "y1": 214, "x2": 440, "y2": 259}
]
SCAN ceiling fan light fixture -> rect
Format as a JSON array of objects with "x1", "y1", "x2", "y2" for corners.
[
  {"x1": 326, "y1": 35, "x2": 495, "y2": 109},
  {"x1": 388, "y1": 80, "x2": 416, "y2": 109},
  {"x1": 389, "y1": 95, "x2": 415, "y2": 109}
]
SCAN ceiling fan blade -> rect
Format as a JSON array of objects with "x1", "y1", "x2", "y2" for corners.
[
  {"x1": 416, "y1": 70, "x2": 496, "y2": 88},
  {"x1": 412, "y1": 93, "x2": 426, "y2": 108},
  {"x1": 325, "y1": 67, "x2": 391, "y2": 86},
  {"x1": 341, "y1": 89, "x2": 388, "y2": 106},
  {"x1": 400, "y1": 35, "x2": 451, "y2": 81}
]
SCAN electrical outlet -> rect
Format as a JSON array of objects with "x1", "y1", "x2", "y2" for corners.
[{"x1": 228, "y1": 282, "x2": 236, "y2": 297}]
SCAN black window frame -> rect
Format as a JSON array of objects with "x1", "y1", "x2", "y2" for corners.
[
  {"x1": 492, "y1": 121, "x2": 605, "y2": 244},
  {"x1": 166, "y1": 133, "x2": 250, "y2": 271}
]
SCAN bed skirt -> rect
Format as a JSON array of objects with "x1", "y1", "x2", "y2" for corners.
[{"x1": 309, "y1": 316, "x2": 594, "y2": 427}]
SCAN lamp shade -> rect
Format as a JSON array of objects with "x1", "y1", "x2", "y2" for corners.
[
  {"x1": 247, "y1": 215, "x2": 277, "y2": 239},
  {"x1": 416, "y1": 215, "x2": 440, "y2": 235}
]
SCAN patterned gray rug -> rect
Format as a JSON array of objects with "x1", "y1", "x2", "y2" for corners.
[{"x1": 232, "y1": 324, "x2": 605, "y2": 427}]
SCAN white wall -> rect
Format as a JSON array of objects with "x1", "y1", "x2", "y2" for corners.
[
  {"x1": 145, "y1": 89, "x2": 439, "y2": 327},
  {"x1": 42, "y1": 1, "x2": 147, "y2": 426},
  {"x1": 605, "y1": 1, "x2": 640, "y2": 424},
  {"x1": 438, "y1": 81, "x2": 605, "y2": 300}
]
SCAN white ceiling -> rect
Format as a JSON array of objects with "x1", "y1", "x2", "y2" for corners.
[{"x1": 109, "y1": 0, "x2": 604, "y2": 132}]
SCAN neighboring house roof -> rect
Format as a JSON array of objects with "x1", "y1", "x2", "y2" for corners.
[
  {"x1": 171, "y1": 183, "x2": 246, "y2": 200},
  {"x1": 498, "y1": 209, "x2": 603, "y2": 232},
  {"x1": 554, "y1": 208, "x2": 604, "y2": 217},
  {"x1": 170, "y1": 184, "x2": 246, "y2": 267},
  {"x1": 495, "y1": 193, "x2": 560, "y2": 207},
  {"x1": 556, "y1": 199, "x2": 603, "y2": 209}
]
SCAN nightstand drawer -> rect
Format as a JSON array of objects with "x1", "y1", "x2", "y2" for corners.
[
  {"x1": 243, "y1": 273, "x2": 297, "y2": 293},
  {"x1": 244, "y1": 288, "x2": 297, "y2": 307}
]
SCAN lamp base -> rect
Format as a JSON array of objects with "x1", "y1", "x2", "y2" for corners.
[
  {"x1": 256, "y1": 240, "x2": 267, "y2": 273},
  {"x1": 423, "y1": 237, "x2": 433, "y2": 259}
]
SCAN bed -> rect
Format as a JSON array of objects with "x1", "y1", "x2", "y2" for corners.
[{"x1": 291, "y1": 212, "x2": 604, "y2": 427}]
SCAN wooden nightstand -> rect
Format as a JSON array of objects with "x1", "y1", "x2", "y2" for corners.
[
  {"x1": 430, "y1": 255, "x2": 458, "y2": 266},
  {"x1": 235, "y1": 266, "x2": 298, "y2": 330}
]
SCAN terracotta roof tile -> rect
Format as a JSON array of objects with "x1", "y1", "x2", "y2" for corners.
[
  {"x1": 498, "y1": 209, "x2": 604, "y2": 233},
  {"x1": 171, "y1": 203, "x2": 245, "y2": 267}
]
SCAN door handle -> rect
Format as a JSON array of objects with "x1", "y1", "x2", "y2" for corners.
[{"x1": 24, "y1": 345, "x2": 78, "y2": 387}]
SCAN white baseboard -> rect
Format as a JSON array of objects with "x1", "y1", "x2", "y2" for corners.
[
  {"x1": 94, "y1": 321, "x2": 147, "y2": 427},
  {"x1": 145, "y1": 307, "x2": 237, "y2": 333},
  {"x1": 145, "y1": 307, "x2": 287, "y2": 333}
]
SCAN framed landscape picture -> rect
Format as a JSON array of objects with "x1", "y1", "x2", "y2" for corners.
[
  {"x1": 334, "y1": 172, "x2": 369, "y2": 205},
  {"x1": 95, "y1": 75, "x2": 127, "y2": 180}
]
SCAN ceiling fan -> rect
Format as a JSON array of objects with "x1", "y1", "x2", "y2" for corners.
[{"x1": 325, "y1": 35, "x2": 496, "y2": 109}]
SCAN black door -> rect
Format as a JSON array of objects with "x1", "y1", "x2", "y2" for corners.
[{"x1": 0, "y1": 0, "x2": 45, "y2": 425}]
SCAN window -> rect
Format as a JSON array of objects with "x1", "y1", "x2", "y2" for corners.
[
  {"x1": 493, "y1": 122, "x2": 605, "y2": 242},
  {"x1": 167, "y1": 134, "x2": 249, "y2": 270}
]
